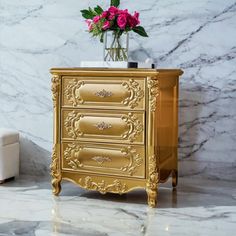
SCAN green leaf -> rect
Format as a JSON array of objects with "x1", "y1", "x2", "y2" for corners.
[
  {"x1": 88, "y1": 7, "x2": 94, "y2": 14},
  {"x1": 132, "y1": 26, "x2": 148, "y2": 37},
  {"x1": 111, "y1": 0, "x2": 120, "y2": 7},
  {"x1": 80, "y1": 9, "x2": 94, "y2": 19},
  {"x1": 94, "y1": 5, "x2": 103, "y2": 15}
]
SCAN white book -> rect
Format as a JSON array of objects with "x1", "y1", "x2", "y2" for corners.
[{"x1": 80, "y1": 61, "x2": 155, "y2": 69}]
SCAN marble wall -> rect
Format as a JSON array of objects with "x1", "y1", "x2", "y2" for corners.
[{"x1": 0, "y1": 0, "x2": 235, "y2": 180}]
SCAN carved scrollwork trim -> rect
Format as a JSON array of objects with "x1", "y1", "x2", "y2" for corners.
[
  {"x1": 51, "y1": 75, "x2": 60, "y2": 108},
  {"x1": 64, "y1": 79, "x2": 85, "y2": 106},
  {"x1": 79, "y1": 176, "x2": 127, "y2": 194},
  {"x1": 64, "y1": 111, "x2": 84, "y2": 139},
  {"x1": 147, "y1": 78, "x2": 159, "y2": 112},
  {"x1": 64, "y1": 143, "x2": 84, "y2": 169},
  {"x1": 121, "y1": 113, "x2": 143, "y2": 142},
  {"x1": 122, "y1": 79, "x2": 144, "y2": 109},
  {"x1": 121, "y1": 146, "x2": 143, "y2": 176}
]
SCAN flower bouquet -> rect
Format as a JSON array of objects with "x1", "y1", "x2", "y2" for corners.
[{"x1": 81, "y1": 0, "x2": 148, "y2": 61}]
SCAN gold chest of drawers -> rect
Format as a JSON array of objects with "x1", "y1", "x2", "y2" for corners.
[{"x1": 50, "y1": 68, "x2": 183, "y2": 207}]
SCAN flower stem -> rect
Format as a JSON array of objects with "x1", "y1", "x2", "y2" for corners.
[{"x1": 104, "y1": 31, "x2": 128, "y2": 61}]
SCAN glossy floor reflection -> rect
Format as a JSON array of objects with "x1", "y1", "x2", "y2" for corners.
[{"x1": 0, "y1": 176, "x2": 235, "y2": 236}]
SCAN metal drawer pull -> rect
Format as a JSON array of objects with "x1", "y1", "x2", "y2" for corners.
[
  {"x1": 95, "y1": 89, "x2": 113, "y2": 98},
  {"x1": 95, "y1": 122, "x2": 112, "y2": 130},
  {"x1": 91, "y1": 156, "x2": 112, "y2": 165}
]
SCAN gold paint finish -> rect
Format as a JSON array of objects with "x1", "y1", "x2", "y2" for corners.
[
  {"x1": 79, "y1": 176, "x2": 127, "y2": 195},
  {"x1": 62, "y1": 76, "x2": 145, "y2": 110},
  {"x1": 50, "y1": 68, "x2": 183, "y2": 207},
  {"x1": 62, "y1": 142, "x2": 145, "y2": 178},
  {"x1": 146, "y1": 155, "x2": 159, "y2": 207},
  {"x1": 62, "y1": 109, "x2": 144, "y2": 144},
  {"x1": 147, "y1": 78, "x2": 159, "y2": 112},
  {"x1": 95, "y1": 121, "x2": 112, "y2": 131},
  {"x1": 91, "y1": 156, "x2": 112, "y2": 165},
  {"x1": 95, "y1": 89, "x2": 113, "y2": 98}
]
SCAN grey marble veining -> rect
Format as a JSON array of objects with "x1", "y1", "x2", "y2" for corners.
[
  {"x1": 0, "y1": 176, "x2": 236, "y2": 236},
  {"x1": 0, "y1": 0, "x2": 236, "y2": 179}
]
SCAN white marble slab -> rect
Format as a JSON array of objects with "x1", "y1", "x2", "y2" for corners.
[{"x1": 0, "y1": 0, "x2": 235, "y2": 179}]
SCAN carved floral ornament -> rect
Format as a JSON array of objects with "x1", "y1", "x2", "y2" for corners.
[
  {"x1": 64, "y1": 78, "x2": 144, "y2": 109},
  {"x1": 95, "y1": 89, "x2": 113, "y2": 98},
  {"x1": 63, "y1": 143, "x2": 84, "y2": 169},
  {"x1": 50, "y1": 144, "x2": 59, "y2": 179},
  {"x1": 146, "y1": 154, "x2": 159, "y2": 207},
  {"x1": 121, "y1": 79, "x2": 144, "y2": 108},
  {"x1": 120, "y1": 146, "x2": 143, "y2": 175},
  {"x1": 147, "y1": 155, "x2": 159, "y2": 191},
  {"x1": 79, "y1": 176, "x2": 127, "y2": 194},
  {"x1": 64, "y1": 79, "x2": 85, "y2": 106},
  {"x1": 147, "y1": 78, "x2": 159, "y2": 112},
  {"x1": 63, "y1": 143, "x2": 142, "y2": 176},
  {"x1": 121, "y1": 112, "x2": 143, "y2": 142},
  {"x1": 91, "y1": 156, "x2": 112, "y2": 165},
  {"x1": 64, "y1": 111, "x2": 84, "y2": 139},
  {"x1": 50, "y1": 144, "x2": 61, "y2": 195},
  {"x1": 95, "y1": 122, "x2": 112, "y2": 130},
  {"x1": 64, "y1": 111, "x2": 143, "y2": 142},
  {"x1": 51, "y1": 75, "x2": 60, "y2": 108}
]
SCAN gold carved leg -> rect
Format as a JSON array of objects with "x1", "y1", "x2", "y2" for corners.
[
  {"x1": 146, "y1": 155, "x2": 159, "y2": 208},
  {"x1": 52, "y1": 178, "x2": 61, "y2": 196},
  {"x1": 172, "y1": 170, "x2": 178, "y2": 188},
  {"x1": 147, "y1": 188, "x2": 157, "y2": 208},
  {"x1": 51, "y1": 145, "x2": 61, "y2": 196}
]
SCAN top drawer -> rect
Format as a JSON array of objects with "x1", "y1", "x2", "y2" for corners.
[{"x1": 62, "y1": 76, "x2": 145, "y2": 110}]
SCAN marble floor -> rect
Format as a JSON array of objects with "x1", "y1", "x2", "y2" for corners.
[{"x1": 0, "y1": 176, "x2": 235, "y2": 236}]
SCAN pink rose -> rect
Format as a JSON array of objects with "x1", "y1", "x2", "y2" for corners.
[
  {"x1": 118, "y1": 9, "x2": 128, "y2": 14},
  {"x1": 108, "y1": 6, "x2": 118, "y2": 15},
  {"x1": 93, "y1": 15, "x2": 100, "y2": 23},
  {"x1": 108, "y1": 6, "x2": 118, "y2": 20},
  {"x1": 127, "y1": 15, "x2": 135, "y2": 28},
  {"x1": 128, "y1": 11, "x2": 140, "y2": 28},
  {"x1": 102, "y1": 21, "x2": 110, "y2": 30},
  {"x1": 117, "y1": 13, "x2": 128, "y2": 29},
  {"x1": 85, "y1": 19, "x2": 93, "y2": 31},
  {"x1": 134, "y1": 11, "x2": 140, "y2": 24},
  {"x1": 101, "y1": 10, "x2": 109, "y2": 19}
]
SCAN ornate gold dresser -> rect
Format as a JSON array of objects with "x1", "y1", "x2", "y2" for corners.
[{"x1": 50, "y1": 68, "x2": 183, "y2": 207}]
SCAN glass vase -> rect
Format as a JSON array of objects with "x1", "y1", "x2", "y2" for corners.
[{"x1": 103, "y1": 31, "x2": 129, "y2": 62}]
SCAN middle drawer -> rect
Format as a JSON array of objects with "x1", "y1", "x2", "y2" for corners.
[{"x1": 61, "y1": 109, "x2": 145, "y2": 145}]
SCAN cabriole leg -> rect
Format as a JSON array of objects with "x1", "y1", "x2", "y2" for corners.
[
  {"x1": 52, "y1": 178, "x2": 61, "y2": 196},
  {"x1": 172, "y1": 170, "x2": 178, "y2": 188},
  {"x1": 147, "y1": 188, "x2": 157, "y2": 208},
  {"x1": 51, "y1": 144, "x2": 61, "y2": 196}
]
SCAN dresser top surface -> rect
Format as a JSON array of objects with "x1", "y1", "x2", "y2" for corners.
[{"x1": 50, "y1": 68, "x2": 183, "y2": 77}]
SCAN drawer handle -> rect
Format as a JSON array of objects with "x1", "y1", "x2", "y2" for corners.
[
  {"x1": 95, "y1": 122, "x2": 112, "y2": 130},
  {"x1": 91, "y1": 156, "x2": 111, "y2": 165},
  {"x1": 95, "y1": 89, "x2": 113, "y2": 98}
]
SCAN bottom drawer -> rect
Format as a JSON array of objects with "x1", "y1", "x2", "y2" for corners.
[{"x1": 61, "y1": 142, "x2": 145, "y2": 178}]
